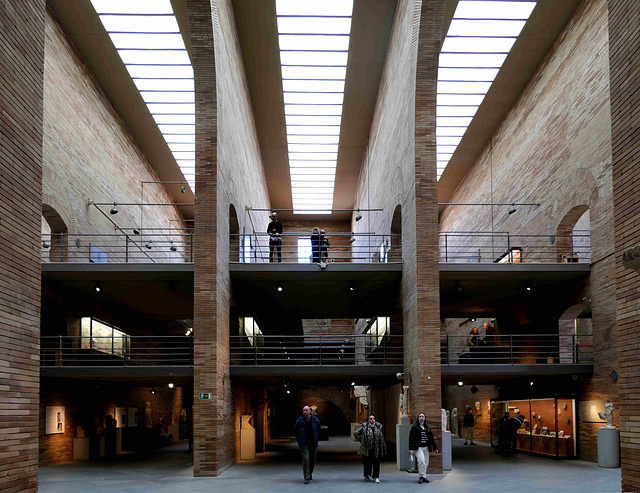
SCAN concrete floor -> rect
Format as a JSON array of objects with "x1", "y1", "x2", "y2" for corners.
[{"x1": 39, "y1": 436, "x2": 621, "y2": 493}]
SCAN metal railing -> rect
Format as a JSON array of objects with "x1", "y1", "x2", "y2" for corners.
[
  {"x1": 230, "y1": 232, "x2": 402, "y2": 264},
  {"x1": 438, "y1": 232, "x2": 591, "y2": 264},
  {"x1": 41, "y1": 233, "x2": 194, "y2": 263},
  {"x1": 440, "y1": 333, "x2": 594, "y2": 365},
  {"x1": 230, "y1": 334, "x2": 404, "y2": 366},
  {"x1": 40, "y1": 335, "x2": 194, "y2": 366}
]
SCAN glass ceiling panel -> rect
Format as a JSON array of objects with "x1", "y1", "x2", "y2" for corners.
[
  {"x1": 126, "y1": 65, "x2": 193, "y2": 79},
  {"x1": 292, "y1": 188, "x2": 335, "y2": 195},
  {"x1": 289, "y1": 160, "x2": 338, "y2": 168},
  {"x1": 133, "y1": 78, "x2": 194, "y2": 91},
  {"x1": 168, "y1": 143, "x2": 195, "y2": 152},
  {"x1": 437, "y1": 1, "x2": 536, "y2": 180},
  {"x1": 98, "y1": 15, "x2": 180, "y2": 33},
  {"x1": 153, "y1": 114, "x2": 195, "y2": 125},
  {"x1": 277, "y1": 17, "x2": 352, "y2": 35},
  {"x1": 276, "y1": 0, "x2": 354, "y2": 17},
  {"x1": 288, "y1": 144, "x2": 339, "y2": 153},
  {"x1": 282, "y1": 80, "x2": 345, "y2": 93},
  {"x1": 118, "y1": 49, "x2": 191, "y2": 65},
  {"x1": 447, "y1": 19, "x2": 527, "y2": 37},
  {"x1": 278, "y1": 35, "x2": 349, "y2": 51},
  {"x1": 287, "y1": 135, "x2": 340, "y2": 144},
  {"x1": 282, "y1": 66, "x2": 347, "y2": 80},
  {"x1": 140, "y1": 91, "x2": 194, "y2": 103},
  {"x1": 454, "y1": 1, "x2": 536, "y2": 19},
  {"x1": 91, "y1": 0, "x2": 173, "y2": 14},
  {"x1": 286, "y1": 125, "x2": 341, "y2": 135},
  {"x1": 165, "y1": 134, "x2": 195, "y2": 144},
  {"x1": 439, "y1": 53, "x2": 507, "y2": 68},
  {"x1": 157, "y1": 124, "x2": 195, "y2": 134},
  {"x1": 285, "y1": 104, "x2": 343, "y2": 116},
  {"x1": 280, "y1": 51, "x2": 348, "y2": 66},
  {"x1": 284, "y1": 92, "x2": 344, "y2": 105},
  {"x1": 108, "y1": 33, "x2": 185, "y2": 49},
  {"x1": 146, "y1": 103, "x2": 195, "y2": 114},
  {"x1": 289, "y1": 154, "x2": 338, "y2": 162},
  {"x1": 286, "y1": 115, "x2": 342, "y2": 126}
]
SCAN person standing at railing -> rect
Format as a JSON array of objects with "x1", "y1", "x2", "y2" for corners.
[
  {"x1": 483, "y1": 322, "x2": 497, "y2": 346},
  {"x1": 311, "y1": 227, "x2": 321, "y2": 263},
  {"x1": 268, "y1": 211, "x2": 282, "y2": 262},
  {"x1": 320, "y1": 229, "x2": 330, "y2": 263}
]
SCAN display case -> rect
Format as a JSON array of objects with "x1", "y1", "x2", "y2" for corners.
[{"x1": 490, "y1": 397, "x2": 576, "y2": 458}]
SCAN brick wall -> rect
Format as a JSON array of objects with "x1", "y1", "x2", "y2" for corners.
[
  {"x1": 438, "y1": 0, "x2": 616, "y2": 462},
  {"x1": 607, "y1": 0, "x2": 640, "y2": 489},
  {"x1": 0, "y1": 1, "x2": 45, "y2": 491},
  {"x1": 43, "y1": 13, "x2": 185, "y2": 263},
  {"x1": 443, "y1": 385, "x2": 498, "y2": 443},
  {"x1": 189, "y1": 0, "x2": 271, "y2": 476},
  {"x1": 351, "y1": 0, "x2": 444, "y2": 473}
]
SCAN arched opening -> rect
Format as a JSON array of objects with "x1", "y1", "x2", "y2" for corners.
[
  {"x1": 558, "y1": 303, "x2": 591, "y2": 363},
  {"x1": 229, "y1": 204, "x2": 240, "y2": 262},
  {"x1": 556, "y1": 205, "x2": 590, "y2": 263},
  {"x1": 389, "y1": 204, "x2": 402, "y2": 263},
  {"x1": 42, "y1": 204, "x2": 68, "y2": 262}
]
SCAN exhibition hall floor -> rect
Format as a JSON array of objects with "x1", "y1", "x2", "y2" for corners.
[{"x1": 39, "y1": 436, "x2": 621, "y2": 492}]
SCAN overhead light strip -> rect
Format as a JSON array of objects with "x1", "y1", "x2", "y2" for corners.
[
  {"x1": 436, "y1": 1, "x2": 536, "y2": 180},
  {"x1": 90, "y1": 0, "x2": 195, "y2": 191},
  {"x1": 276, "y1": 0, "x2": 354, "y2": 214}
]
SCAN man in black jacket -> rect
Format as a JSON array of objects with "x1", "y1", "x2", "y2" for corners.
[
  {"x1": 463, "y1": 408, "x2": 476, "y2": 445},
  {"x1": 267, "y1": 212, "x2": 282, "y2": 262},
  {"x1": 409, "y1": 413, "x2": 439, "y2": 484}
]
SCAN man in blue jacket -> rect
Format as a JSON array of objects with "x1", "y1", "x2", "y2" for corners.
[{"x1": 294, "y1": 405, "x2": 322, "y2": 484}]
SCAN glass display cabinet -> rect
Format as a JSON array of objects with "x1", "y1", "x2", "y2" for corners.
[{"x1": 490, "y1": 397, "x2": 576, "y2": 458}]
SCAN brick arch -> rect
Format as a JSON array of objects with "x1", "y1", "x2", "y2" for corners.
[
  {"x1": 552, "y1": 168, "x2": 598, "y2": 229},
  {"x1": 42, "y1": 197, "x2": 72, "y2": 262},
  {"x1": 297, "y1": 387, "x2": 354, "y2": 424},
  {"x1": 229, "y1": 203, "x2": 240, "y2": 262}
]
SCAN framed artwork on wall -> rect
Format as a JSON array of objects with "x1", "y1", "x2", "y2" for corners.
[
  {"x1": 45, "y1": 406, "x2": 65, "y2": 434},
  {"x1": 115, "y1": 407, "x2": 127, "y2": 428}
]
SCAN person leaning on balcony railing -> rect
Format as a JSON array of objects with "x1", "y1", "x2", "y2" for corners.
[{"x1": 267, "y1": 211, "x2": 282, "y2": 263}]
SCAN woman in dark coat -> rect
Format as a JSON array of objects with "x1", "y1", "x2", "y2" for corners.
[
  {"x1": 409, "y1": 413, "x2": 439, "y2": 484},
  {"x1": 353, "y1": 414, "x2": 387, "y2": 483}
]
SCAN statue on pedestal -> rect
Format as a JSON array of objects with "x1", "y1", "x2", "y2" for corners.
[
  {"x1": 446, "y1": 410, "x2": 451, "y2": 431},
  {"x1": 598, "y1": 401, "x2": 616, "y2": 429},
  {"x1": 400, "y1": 385, "x2": 410, "y2": 418},
  {"x1": 441, "y1": 409, "x2": 447, "y2": 431},
  {"x1": 451, "y1": 407, "x2": 459, "y2": 436}
]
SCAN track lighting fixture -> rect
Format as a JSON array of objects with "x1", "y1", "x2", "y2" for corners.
[
  {"x1": 110, "y1": 203, "x2": 118, "y2": 215},
  {"x1": 168, "y1": 382, "x2": 174, "y2": 389},
  {"x1": 355, "y1": 210, "x2": 362, "y2": 222},
  {"x1": 170, "y1": 242, "x2": 177, "y2": 252},
  {"x1": 470, "y1": 317, "x2": 476, "y2": 322},
  {"x1": 349, "y1": 237, "x2": 356, "y2": 244},
  {"x1": 508, "y1": 204, "x2": 517, "y2": 215},
  {"x1": 549, "y1": 234, "x2": 556, "y2": 245},
  {"x1": 277, "y1": 285, "x2": 283, "y2": 292},
  {"x1": 145, "y1": 242, "x2": 152, "y2": 250},
  {"x1": 76, "y1": 238, "x2": 83, "y2": 248},
  {"x1": 181, "y1": 186, "x2": 186, "y2": 194},
  {"x1": 457, "y1": 377, "x2": 464, "y2": 387},
  {"x1": 42, "y1": 240, "x2": 50, "y2": 249},
  {"x1": 471, "y1": 385, "x2": 478, "y2": 394},
  {"x1": 133, "y1": 229, "x2": 140, "y2": 235},
  {"x1": 150, "y1": 387, "x2": 156, "y2": 395},
  {"x1": 94, "y1": 282, "x2": 101, "y2": 292}
]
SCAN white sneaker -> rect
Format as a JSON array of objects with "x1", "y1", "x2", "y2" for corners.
[{"x1": 374, "y1": 478, "x2": 380, "y2": 484}]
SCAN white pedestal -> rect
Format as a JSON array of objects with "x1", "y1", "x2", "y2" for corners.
[
  {"x1": 240, "y1": 428, "x2": 256, "y2": 460},
  {"x1": 396, "y1": 418, "x2": 413, "y2": 471},
  {"x1": 597, "y1": 428, "x2": 620, "y2": 468},
  {"x1": 73, "y1": 437, "x2": 90, "y2": 460},
  {"x1": 168, "y1": 424, "x2": 180, "y2": 442},
  {"x1": 115, "y1": 428, "x2": 122, "y2": 455},
  {"x1": 442, "y1": 431, "x2": 452, "y2": 470}
]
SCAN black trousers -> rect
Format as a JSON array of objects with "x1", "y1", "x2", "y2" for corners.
[
  {"x1": 269, "y1": 239, "x2": 281, "y2": 262},
  {"x1": 362, "y1": 454, "x2": 380, "y2": 479}
]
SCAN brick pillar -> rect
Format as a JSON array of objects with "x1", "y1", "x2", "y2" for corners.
[
  {"x1": 0, "y1": 1, "x2": 45, "y2": 491},
  {"x1": 405, "y1": 0, "x2": 445, "y2": 474},
  {"x1": 188, "y1": 0, "x2": 231, "y2": 476},
  {"x1": 608, "y1": 1, "x2": 640, "y2": 490}
]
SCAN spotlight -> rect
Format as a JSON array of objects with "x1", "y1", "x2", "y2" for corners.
[
  {"x1": 145, "y1": 242, "x2": 152, "y2": 250},
  {"x1": 168, "y1": 382, "x2": 174, "y2": 389},
  {"x1": 110, "y1": 203, "x2": 119, "y2": 215},
  {"x1": 349, "y1": 287, "x2": 354, "y2": 291},
  {"x1": 508, "y1": 204, "x2": 517, "y2": 215},
  {"x1": 349, "y1": 237, "x2": 356, "y2": 244},
  {"x1": 151, "y1": 387, "x2": 156, "y2": 395},
  {"x1": 76, "y1": 238, "x2": 83, "y2": 248},
  {"x1": 277, "y1": 285, "x2": 283, "y2": 292},
  {"x1": 455, "y1": 281, "x2": 463, "y2": 293},
  {"x1": 471, "y1": 385, "x2": 478, "y2": 394},
  {"x1": 526, "y1": 285, "x2": 532, "y2": 291},
  {"x1": 530, "y1": 381, "x2": 534, "y2": 386},
  {"x1": 457, "y1": 378, "x2": 464, "y2": 387},
  {"x1": 351, "y1": 381, "x2": 356, "y2": 386},
  {"x1": 286, "y1": 390, "x2": 291, "y2": 394},
  {"x1": 549, "y1": 235, "x2": 556, "y2": 245},
  {"x1": 470, "y1": 317, "x2": 476, "y2": 322},
  {"x1": 42, "y1": 240, "x2": 50, "y2": 249},
  {"x1": 133, "y1": 229, "x2": 140, "y2": 235},
  {"x1": 95, "y1": 282, "x2": 101, "y2": 292},
  {"x1": 181, "y1": 185, "x2": 186, "y2": 194},
  {"x1": 355, "y1": 210, "x2": 363, "y2": 222},
  {"x1": 170, "y1": 242, "x2": 177, "y2": 252}
]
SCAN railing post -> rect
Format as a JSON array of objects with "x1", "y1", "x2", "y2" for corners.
[
  {"x1": 319, "y1": 335, "x2": 322, "y2": 365},
  {"x1": 507, "y1": 234, "x2": 511, "y2": 261},
  {"x1": 59, "y1": 335, "x2": 63, "y2": 367},
  {"x1": 510, "y1": 334, "x2": 514, "y2": 365},
  {"x1": 254, "y1": 338, "x2": 257, "y2": 366},
  {"x1": 445, "y1": 234, "x2": 448, "y2": 263},
  {"x1": 446, "y1": 335, "x2": 450, "y2": 364},
  {"x1": 60, "y1": 233, "x2": 64, "y2": 261},
  {"x1": 190, "y1": 233, "x2": 194, "y2": 262},
  {"x1": 125, "y1": 236, "x2": 129, "y2": 263}
]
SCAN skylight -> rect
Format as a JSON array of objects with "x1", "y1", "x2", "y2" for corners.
[
  {"x1": 90, "y1": 0, "x2": 195, "y2": 190},
  {"x1": 276, "y1": 0, "x2": 354, "y2": 214},
  {"x1": 436, "y1": 0, "x2": 536, "y2": 180}
]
